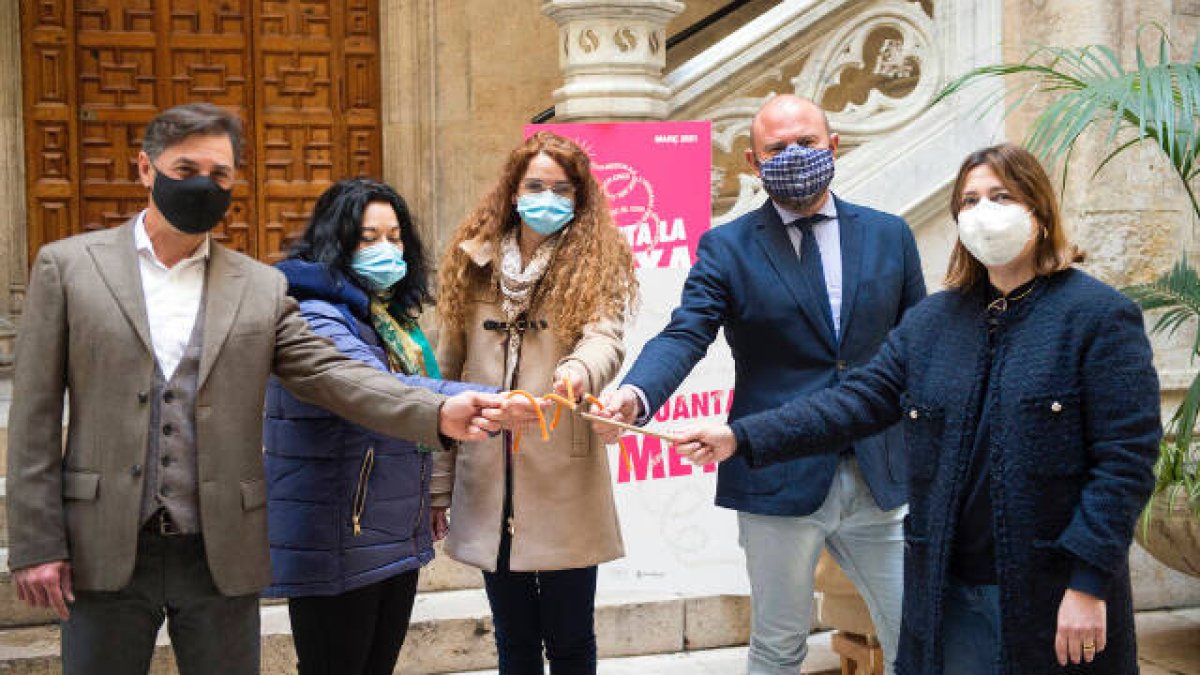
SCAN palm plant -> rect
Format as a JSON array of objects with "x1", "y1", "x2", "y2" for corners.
[{"x1": 931, "y1": 26, "x2": 1200, "y2": 571}]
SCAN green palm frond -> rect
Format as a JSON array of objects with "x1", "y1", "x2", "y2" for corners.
[
  {"x1": 1126, "y1": 257, "x2": 1200, "y2": 452},
  {"x1": 1124, "y1": 256, "x2": 1200, "y2": 349},
  {"x1": 932, "y1": 25, "x2": 1200, "y2": 218}
]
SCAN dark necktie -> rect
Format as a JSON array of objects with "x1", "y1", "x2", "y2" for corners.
[{"x1": 793, "y1": 214, "x2": 835, "y2": 338}]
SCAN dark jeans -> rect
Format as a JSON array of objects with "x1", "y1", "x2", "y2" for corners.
[
  {"x1": 287, "y1": 569, "x2": 420, "y2": 675},
  {"x1": 62, "y1": 529, "x2": 260, "y2": 675},
  {"x1": 483, "y1": 530, "x2": 598, "y2": 675},
  {"x1": 941, "y1": 578, "x2": 1002, "y2": 675}
]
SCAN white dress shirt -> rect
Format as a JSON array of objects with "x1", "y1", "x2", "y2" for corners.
[
  {"x1": 774, "y1": 194, "x2": 843, "y2": 338},
  {"x1": 133, "y1": 211, "x2": 210, "y2": 380}
]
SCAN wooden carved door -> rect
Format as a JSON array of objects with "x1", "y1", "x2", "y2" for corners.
[{"x1": 21, "y1": 0, "x2": 382, "y2": 263}]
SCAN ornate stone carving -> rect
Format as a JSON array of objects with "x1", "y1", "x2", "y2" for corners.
[
  {"x1": 579, "y1": 28, "x2": 601, "y2": 53},
  {"x1": 794, "y1": 2, "x2": 938, "y2": 142},
  {"x1": 542, "y1": 0, "x2": 684, "y2": 121},
  {"x1": 613, "y1": 27, "x2": 638, "y2": 52}
]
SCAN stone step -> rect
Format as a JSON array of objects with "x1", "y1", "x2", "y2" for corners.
[
  {"x1": 0, "y1": 587, "x2": 751, "y2": 674},
  {"x1": 459, "y1": 639, "x2": 841, "y2": 675},
  {"x1": 0, "y1": 542, "x2": 482, "y2": 629}
]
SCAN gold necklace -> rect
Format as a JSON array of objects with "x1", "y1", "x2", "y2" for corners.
[{"x1": 987, "y1": 278, "x2": 1039, "y2": 313}]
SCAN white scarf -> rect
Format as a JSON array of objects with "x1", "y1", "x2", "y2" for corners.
[{"x1": 497, "y1": 230, "x2": 558, "y2": 387}]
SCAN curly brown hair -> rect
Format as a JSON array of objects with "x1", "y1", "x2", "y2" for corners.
[{"x1": 437, "y1": 132, "x2": 638, "y2": 344}]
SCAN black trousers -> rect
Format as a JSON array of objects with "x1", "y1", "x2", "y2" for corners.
[
  {"x1": 62, "y1": 530, "x2": 260, "y2": 675},
  {"x1": 483, "y1": 527, "x2": 598, "y2": 675},
  {"x1": 287, "y1": 569, "x2": 420, "y2": 675}
]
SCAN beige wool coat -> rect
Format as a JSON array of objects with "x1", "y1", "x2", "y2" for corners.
[{"x1": 432, "y1": 237, "x2": 626, "y2": 572}]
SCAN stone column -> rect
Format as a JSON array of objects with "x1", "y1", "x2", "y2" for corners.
[
  {"x1": 541, "y1": 0, "x2": 685, "y2": 122},
  {"x1": 0, "y1": 0, "x2": 25, "y2": 369},
  {"x1": 379, "y1": 0, "x2": 438, "y2": 248}
]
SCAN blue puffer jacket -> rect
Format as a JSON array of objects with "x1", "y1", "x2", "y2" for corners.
[{"x1": 263, "y1": 260, "x2": 486, "y2": 598}]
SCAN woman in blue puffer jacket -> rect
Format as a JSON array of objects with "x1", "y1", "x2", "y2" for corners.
[{"x1": 264, "y1": 178, "x2": 491, "y2": 675}]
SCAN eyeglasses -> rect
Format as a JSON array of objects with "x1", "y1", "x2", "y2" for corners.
[{"x1": 520, "y1": 179, "x2": 576, "y2": 197}]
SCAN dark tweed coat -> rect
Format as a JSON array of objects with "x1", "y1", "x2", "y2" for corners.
[{"x1": 731, "y1": 268, "x2": 1161, "y2": 675}]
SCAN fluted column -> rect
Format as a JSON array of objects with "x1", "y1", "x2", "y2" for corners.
[{"x1": 542, "y1": 0, "x2": 684, "y2": 122}]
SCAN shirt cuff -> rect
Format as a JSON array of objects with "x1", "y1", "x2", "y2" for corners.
[
  {"x1": 1067, "y1": 558, "x2": 1110, "y2": 600},
  {"x1": 622, "y1": 384, "x2": 653, "y2": 426}
]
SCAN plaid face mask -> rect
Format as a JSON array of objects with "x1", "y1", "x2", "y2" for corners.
[{"x1": 759, "y1": 144, "x2": 835, "y2": 206}]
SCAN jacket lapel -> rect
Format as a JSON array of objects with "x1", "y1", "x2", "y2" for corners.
[
  {"x1": 835, "y1": 196, "x2": 865, "y2": 344},
  {"x1": 752, "y1": 202, "x2": 837, "y2": 351},
  {"x1": 197, "y1": 244, "x2": 249, "y2": 389},
  {"x1": 86, "y1": 220, "x2": 153, "y2": 354}
]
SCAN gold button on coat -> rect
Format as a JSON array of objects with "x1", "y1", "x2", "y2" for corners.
[
  {"x1": 1051, "y1": 401, "x2": 1063, "y2": 413},
  {"x1": 909, "y1": 409, "x2": 920, "y2": 419}
]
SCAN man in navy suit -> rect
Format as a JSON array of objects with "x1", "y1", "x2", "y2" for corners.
[{"x1": 593, "y1": 95, "x2": 925, "y2": 674}]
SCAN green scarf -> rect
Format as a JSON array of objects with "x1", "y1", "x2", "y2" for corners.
[
  {"x1": 368, "y1": 296, "x2": 441, "y2": 379},
  {"x1": 369, "y1": 297, "x2": 441, "y2": 455}
]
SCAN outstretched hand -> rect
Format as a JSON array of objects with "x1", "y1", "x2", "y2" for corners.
[
  {"x1": 438, "y1": 391, "x2": 505, "y2": 441},
  {"x1": 478, "y1": 392, "x2": 554, "y2": 429},
  {"x1": 590, "y1": 387, "x2": 641, "y2": 444},
  {"x1": 674, "y1": 424, "x2": 738, "y2": 465}
]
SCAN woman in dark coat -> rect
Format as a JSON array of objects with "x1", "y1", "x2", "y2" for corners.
[
  {"x1": 263, "y1": 178, "x2": 493, "y2": 675},
  {"x1": 675, "y1": 143, "x2": 1161, "y2": 675}
]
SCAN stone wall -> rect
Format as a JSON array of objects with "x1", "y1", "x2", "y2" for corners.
[
  {"x1": 1002, "y1": 0, "x2": 1200, "y2": 607},
  {"x1": 381, "y1": 0, "x2": 566, "y2": 256}
]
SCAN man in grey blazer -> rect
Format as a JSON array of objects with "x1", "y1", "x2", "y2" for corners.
[{"x1": 6, "y1": 103, "x2": 511, "y2": 674}]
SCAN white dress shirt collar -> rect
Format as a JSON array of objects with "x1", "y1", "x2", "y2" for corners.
[
  {"x1": 772, "y1": 192, "x2": 839, "y2": 225},
  {"x1": 134, "y1": 210, "x2": 210, "y2": 270}
]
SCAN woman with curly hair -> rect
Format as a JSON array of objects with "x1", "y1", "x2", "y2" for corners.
[{"x1": 432, "y1": 131, "x2": 638, "y2": 674}]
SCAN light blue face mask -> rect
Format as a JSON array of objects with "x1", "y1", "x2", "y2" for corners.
[
  {"x1": 517, "y1": 191, "x2": 575, "y2": 235},
  {"x1": 351, "y1": 242, "x2": 408, "y2": 291}
]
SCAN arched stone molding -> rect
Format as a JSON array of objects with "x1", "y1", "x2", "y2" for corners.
[
  {"x1": 664, "y1": 0, "x2": 1004, "y2": 228},
  {"x1": 795, "y1": 1, "x2": 939, "y2": 145}
]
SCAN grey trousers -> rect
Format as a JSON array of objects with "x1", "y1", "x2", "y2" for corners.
[
  {"x1": 62, "y1": 529, "x2": 260, "y2": 675},
  {"x1": 739, "y1": 456, "x2": 905, "y2": 675}
]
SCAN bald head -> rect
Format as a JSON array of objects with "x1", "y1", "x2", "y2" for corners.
[{"x1": 747, "y1": 95, "x2": 834, "y2": 165}]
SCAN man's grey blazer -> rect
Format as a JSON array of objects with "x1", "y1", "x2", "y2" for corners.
[{"x1": 7, "y1": 220, "x2": 448, "y2": 596}]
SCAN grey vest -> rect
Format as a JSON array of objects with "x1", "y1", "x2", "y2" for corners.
[{"x1": 138, "y1": 296, "x2": 206, "y2": 534}]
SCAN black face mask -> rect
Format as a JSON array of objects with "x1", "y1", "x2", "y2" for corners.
[{"x1": 150, "y1": 166, "x2": 232, "y2": 235}]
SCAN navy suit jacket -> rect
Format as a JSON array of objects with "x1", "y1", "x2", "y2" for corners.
[{"x1": 622, "y1": 196, "x2": 926, "y2": 515}]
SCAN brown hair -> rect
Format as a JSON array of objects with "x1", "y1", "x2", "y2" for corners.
[
  {"x1": 142, "y1": 103, "x2": 244, "y2": 164},
  {"x1": 437, "y1": 132, "x2": 638, "y2": 344},
  {"x1": 944, "y1": 142, "x2": 1084, "y2": 289}
]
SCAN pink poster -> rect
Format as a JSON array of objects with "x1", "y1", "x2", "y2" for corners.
[{"x1": 526, "y1": 121, "x2": 712, "y2": 269}]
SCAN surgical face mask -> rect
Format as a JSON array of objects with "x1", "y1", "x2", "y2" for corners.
[
  {"x1": 351, "y1": 242, "x2": 408, "y2": 291},
  {"x1": 956, "y1": 199, "x2": 1035, "y2": 267},
  {"x1": 759, "y1": 144, "x2": 836, "y2": 209},
  {"x1": 516, "y1": 191, "x2": 575, "y2": 236},
  {"x1": 150, "y1": 166, "x2": 232, "y2": 235}
]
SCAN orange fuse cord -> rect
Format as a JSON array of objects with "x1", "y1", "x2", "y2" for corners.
[{"x1": 502, "y1": 386, "x2": 635, "y2": 473}]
